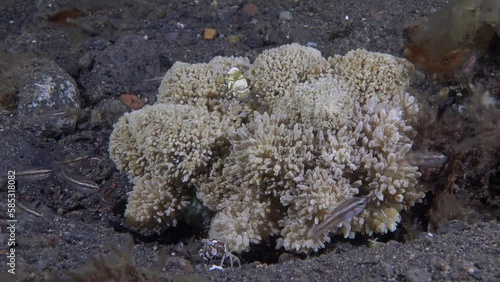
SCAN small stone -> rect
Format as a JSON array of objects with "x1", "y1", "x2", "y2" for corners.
[
  {"x1": 242, "y1": 3, "x2": 259, "y2": 17},
  {"x1": 0, "y1": 89, "x2": 16, "y2": 110},
  {"x1": 378, "y1": 262, "x2": 394, "y2": 278},
  {"x1": 227, "y1": 35, "x2": 241, "y2": 44},
  {"x1": 306, "y1": 42, "x2": 318, "y2": 48},
  {"x1": 77, "y1": 53, "x2": 93, "y2": 71},
  {"x1": 203, "y1": 28, "x2": 217, "y2": 40},
  {"x1": 89, "y1": 99, "x2": 127, "y2": 129},
  {"x1": 435, "y1": 260, "x2": 450, "y2": 273},
  {"x1": 436, "y1": 220, "x2": 470, "y2": 234},
  {"x1": 165, "y1": 31, "x2": 179, "y2": 41},
  {"x1": 119, "y1": 94, "x2": 144, "y2": 110},
  {"x1": 279, "y1": 11, "x2": 293, "y2": 20},
  {"x1": 244, "y1": 32, "x2": 263, "y2": 48},
  {"x1": 467, "y1": 266, "x2": 475, "y2": 275},
  {"x1": 405, "y1": 267, "x2": 432, "y2": 282},
  {"x1": 17, "y1": 60, "x2": 81, "y2": 138},
  {"x1": 278, "y1": 253, "x2": 294, "y2": 263}
]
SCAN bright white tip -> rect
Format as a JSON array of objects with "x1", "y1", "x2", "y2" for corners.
[{"x1": 227, "y1": 67, "x2": 240, "y2": 75}]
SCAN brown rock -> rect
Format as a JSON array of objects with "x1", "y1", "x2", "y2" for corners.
[
  {"x1": 243, "y1": 3, "x2": 259, "y2": 17},
  {"x1": 119, "y1": 94, "x2": 144, "y2": 110},
  {"x1": 203, "y1": 28, "x2": 217, "y2": 40}
]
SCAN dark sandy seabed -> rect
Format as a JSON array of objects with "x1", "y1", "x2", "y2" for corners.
[{"x1": 0, "y1": 0, "x2": 499, "y2": 281}]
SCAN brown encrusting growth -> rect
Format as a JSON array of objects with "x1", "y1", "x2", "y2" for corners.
[{"x1": 404, "y1": 0, "x2": 500, "y2": 76}]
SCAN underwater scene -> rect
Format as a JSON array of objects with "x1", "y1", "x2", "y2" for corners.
[{"x1": 0, "y1": 0, "x2": 498, "y2": 281}]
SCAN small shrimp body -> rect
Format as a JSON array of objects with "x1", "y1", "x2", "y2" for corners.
[
  {"x1": 199, "y1": 239, "x2": 241, "y2": 268},
  {"x1": 227, "y1": 67, "x2": 250, "y2": 99}
]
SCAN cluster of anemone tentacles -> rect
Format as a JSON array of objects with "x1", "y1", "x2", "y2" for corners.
[{"x1": 109, "y1": 44, "x2": 424, "y2": 254}]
